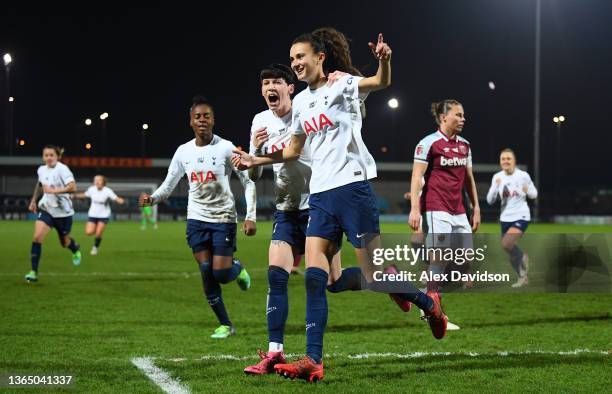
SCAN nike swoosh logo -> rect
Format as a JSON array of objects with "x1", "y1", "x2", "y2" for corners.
[{"x1": 356, "y1": 233, "x2": 367, "y2": 238}]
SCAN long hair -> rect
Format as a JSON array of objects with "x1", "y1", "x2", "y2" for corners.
[{"x1": 292, "y1": 27, "x2": 362, "y2": 77}]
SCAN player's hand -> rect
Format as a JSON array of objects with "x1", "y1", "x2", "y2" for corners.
[
  {"x1": 403, "y1": 192, "x2": 411, "y2": 201},
  {"x1": 326, "y1": 70, "x2": 348, "y2": 86},
  {"x1": 471, "y1": 207, "x2": 481, "y2": 233},
  {"x1": 495, "y1": 177, "x2": 501, "y2": 185},
  {"x1": 251, "y1": 127, "x2": 268, "y2": 151},
  {"x1": 522, "y1": 184, "x2": 529, "y2": 193},
  {"x1": 368, "y1": 33, "x2": 392, "y2": 62},
  {"x1": 28, "y1": 200, "x2": 37, "y2": 213},
  {"x1": 408, "y1": 208, "x2": 421, "y2": 231},
  {"x1": 243, "y1": 220, "x2": 257, "y2": 236},
  {"x1": 232, "y1": 149, "x2": 255, "y2": 170},
  {"x1": 139, "y1": 193, "x2": 153, "y2": 207},
  {"x1": 42, "y1": 185, "x2": 56, "y2": 194}
]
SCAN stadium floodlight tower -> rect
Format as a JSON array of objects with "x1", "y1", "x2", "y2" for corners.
[
  {"x1": 553, "y1": 115, "x2": 565, "y2": 194},
  {"x1": 4, "y1": 53, "x2": 14, "y2": 155}
]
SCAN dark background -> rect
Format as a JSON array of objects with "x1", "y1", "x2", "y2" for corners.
[{"x1": 1, "y1": 1, "x2": 611, "y2": 191}]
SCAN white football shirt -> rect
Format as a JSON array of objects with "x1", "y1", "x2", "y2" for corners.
[
  {"x1": 250, "y1": 109, "x2": 310, "y2": 211},
  {"x1": 291, "y1": 75, "x2": 377, "y2": 194},
  {"x1": 487, "y1": 168, "x2": 537, "y2": 222},
  {"x1": 85, "y1": 186, "x2": 119, "y2": 218},
  {"x1": 151, "y1": 135, "x2": 256, "y2": 223},
  {"x1": 37, "y1": 162, "x2": 75, "y2": 218}
]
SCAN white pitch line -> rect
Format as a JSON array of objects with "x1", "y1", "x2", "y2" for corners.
[
  {"x1": 131, "y1": 357, "x2": 191, "y2": 394},
  {"x1": 162, "y1": 349, "x2": 610, "y2": 362}
]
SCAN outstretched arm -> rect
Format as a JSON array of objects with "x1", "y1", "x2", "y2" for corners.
[
  {"x1": 358, "y1": 33, "x2": 392, "y2": 94},
  {"x1": 232, "y1": 133, "x2": 306, "y2": 170}
]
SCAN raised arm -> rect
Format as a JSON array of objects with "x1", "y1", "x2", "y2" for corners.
[
  {"x1": 247, "y1": 126, "x2": 267, "y2": 181},
  {"x1": 358, "y1": 33, "x2": 392, "y2": 94}
]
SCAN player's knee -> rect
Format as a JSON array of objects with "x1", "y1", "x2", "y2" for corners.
[{"x1": 268, "y1": 266, "x2": 289, "y2": 292}]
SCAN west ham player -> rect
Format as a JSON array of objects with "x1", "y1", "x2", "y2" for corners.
[
  {"x1": 234, "y1": 29, "x2": 447, "y2": 381},
  {"x1": 139, "y1": 95, "x2": 257, "y2": 339},
  {"x1": 73, "y1": 175, "x2": 125, "y2": 255},
  {"x1": 487, "y1": 148, "x2": 537, "y2": 288},
  {"x1": 25, "y1": 145, "x2": 82, "y2": 282},
  {"x1": 243, "y1": 64, "x2": 370, "y2": 375},
  {"x1": 409, "y1": 100, "x2": 481, "y2": 295}
]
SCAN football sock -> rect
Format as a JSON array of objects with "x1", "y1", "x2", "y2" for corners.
[
  {"x1": 212, "y1": 260, "x2": 242, "y2": 284},
  {"x1": 327, "y1": 266, "x2": 363, "y2": 292},
  {"x1": 305, "y1": 267, "x2": 328, "y2": 364},
  {"x1": 67, "y1": 238, "x2": 80, "y2": 253},
  {"x1": 31, "y1": 242, "x2": 42, "y2": 272},
  {"x1": 267, "y1": 266, "x2": 289, "y2": 346},
  {"x1": 199, "y1": 261, "x2": 231, "y2": 326},
  {"x1": 509, "y1": 245, "x2": 524, "y2": 275},
  {"x1": 94, "y1": 237, "x2": 102, "y2": 248}
]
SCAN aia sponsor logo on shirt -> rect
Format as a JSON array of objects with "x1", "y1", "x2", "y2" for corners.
[
  {"x1": 303, "y1": 113, "x2": 333, "y2": 136},
  {"x1": 190, "y1": 171, "x2": 217, "y2": 183},
  {"x1": 265, "y1": 141, "x2": 287, "y2": 154}
]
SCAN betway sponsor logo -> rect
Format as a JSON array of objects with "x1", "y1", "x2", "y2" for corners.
[{"x1": 440, "y1": 156, "x2": 467, "y2": 167}]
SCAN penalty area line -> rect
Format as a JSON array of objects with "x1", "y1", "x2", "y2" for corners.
[{"x1": 131, "y1": 357, "x2": 191, "y2": 394}]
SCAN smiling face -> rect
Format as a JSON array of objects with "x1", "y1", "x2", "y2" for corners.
[
  {"x1": 261, "y1": 77, "x2": 294, "y2": 114},
  {"x1": 290, "y1": 41, "x2": 325, "y2": 85},
  {"x1": 190, "y1": 104, "x2": 215, "y2": 141},
  {"x1": 500, "y1": 150, "x2": 516, "y2": 173}
]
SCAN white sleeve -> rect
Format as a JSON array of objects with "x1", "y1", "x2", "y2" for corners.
[
  {"x1": 60, "y1": 165, "x2": 75, "y2": 185},
  {"x1": 248, "y1": 116, "x2": 264, "y2": 180},
  {"x1": 151, "y1": 149, "x2": 185, "y2": 203},
  {"x1": 342, "y1": 75, "x2": 367, "y2": 101},
  {"x1": 486, "y1": 175, "x2": 501, "y2": 205},
  {"x1": 291, "y1": 106, "x2": 305, "y2": 136},
  {"x1": 229, "y1": 142, "x2": 256, "y2": 221},
  {"x1": 413, "y1": 137, "x2": 432, "y2": 164},
  {"x1": 467, "y1": 146, "x2": 473, "y2": 168},
  {"x1": 107, "y1": 187, "x2": 119, "y2": 201},
  {"x1": 524, "y1": 172, "x2": 538, "y2": 199}
]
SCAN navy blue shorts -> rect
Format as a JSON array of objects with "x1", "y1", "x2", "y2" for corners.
[
  {"x1": 37, "y1": 210, "x2": 73, "y2": 237},
  {"x1": 186, "y1": 219, "x2": 237, "y2": 256},
  {"x1": 272, "y1": 209, "x2": 309, "y2": 255},
  {"x1": 88, "y1": 217, "x2": 110, "y2": 224},
  {"x1": 307, "y1": 181, "x2": 380, "y2": 248},
  {"x1": 501, "y1": 220, "x2": 530, "y2": 234}
]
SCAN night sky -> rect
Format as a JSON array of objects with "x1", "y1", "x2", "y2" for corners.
[{"x1": 2, "y1": 1, "x2": 612, "y2": 190}]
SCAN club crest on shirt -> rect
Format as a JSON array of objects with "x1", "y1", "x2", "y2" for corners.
[
  {"x1": 459, "y1": 146, "x2": 467, "y2": 154},
  {"x1": 197, "y1": 157, "x2": 204, "y2": 163},
  {"x1": 309, "y1": 101, "x2": 316, "y2": 109}
]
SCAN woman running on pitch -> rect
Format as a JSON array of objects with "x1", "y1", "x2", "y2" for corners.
[{"x1": 486, "y1": 148, "x2": 537, "y2": 288}]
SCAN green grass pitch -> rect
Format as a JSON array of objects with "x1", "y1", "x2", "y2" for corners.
[{"x1": 0, "y1": 221, "x2": 610, "y2": 393}]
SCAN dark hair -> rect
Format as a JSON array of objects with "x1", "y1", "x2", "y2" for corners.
[
  {"x1": 500, "y1": 148, "x2": 516, "y2": 159},
  {"x1": 430, "y1": 99, "x2": 462, "y2": 125},
  {"x1": 190, "y1": 95, "x2": 214, "y2": 114},
  {"x1": 260, "y1": 63, "x2": 295, "y2": 85},
  {"x1": 292, "y1": 27, "x2": 362, "y2": 77},
  {"x1": 95, "y1": 174, "x2": 107, "y2": 186},
  {"x1": 43, "y1": 144, "x2": 64, "y2": 159}
]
